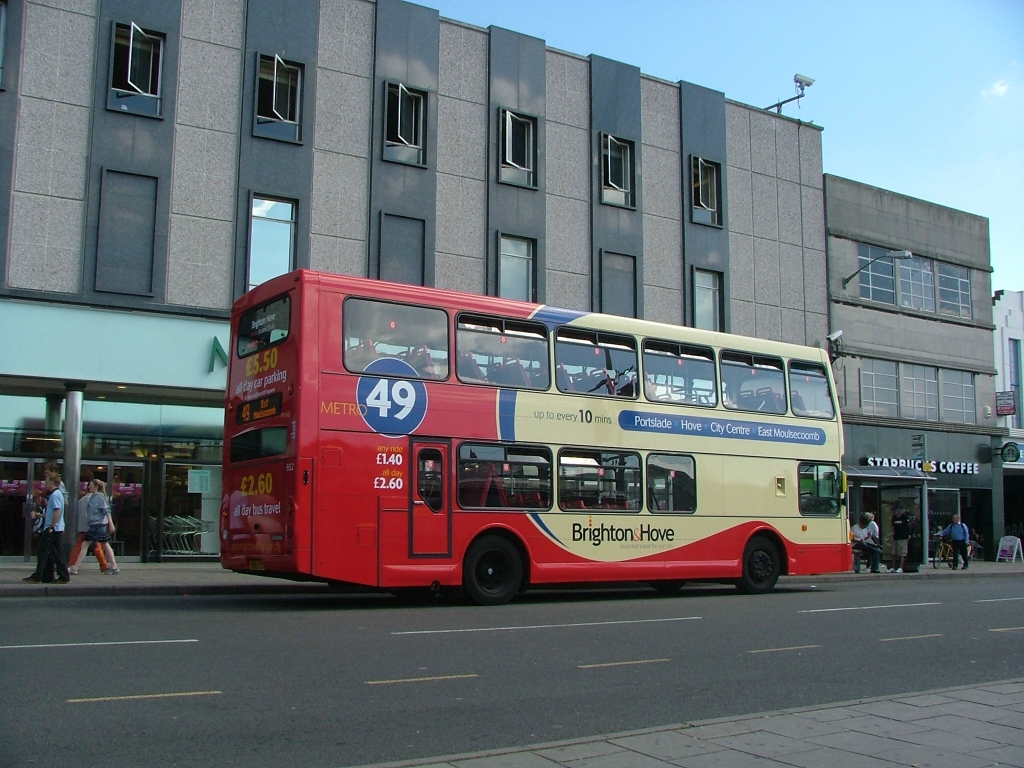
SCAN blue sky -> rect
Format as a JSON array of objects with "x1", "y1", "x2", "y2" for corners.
[{"x1": 424, "y1": 0, "x2": 1024, "y2": 292}]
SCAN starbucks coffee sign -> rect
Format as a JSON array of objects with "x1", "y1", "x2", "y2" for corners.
[{"x1": 864, "y1": 457, "x2": 981, "y2": 475}]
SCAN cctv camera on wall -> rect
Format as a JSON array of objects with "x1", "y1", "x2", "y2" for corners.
[
  {"x1": 794, "y1": 74, "x2": 815, "y2": 88},
  {"x1": 826, "y1": 330, "x2": 843, "y2": 342}
]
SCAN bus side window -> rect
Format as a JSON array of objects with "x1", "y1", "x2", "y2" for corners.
[{"x1": 647, "y1": 454, "x2": 696, "y2": 513}]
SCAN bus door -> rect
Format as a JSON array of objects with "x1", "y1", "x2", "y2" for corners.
[{"x1": 410, "y1": 440, "x2": 450, "y2": 557}]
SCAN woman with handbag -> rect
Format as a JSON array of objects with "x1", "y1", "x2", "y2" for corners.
[
  {"x1": 68, "y1": 479, "x2": 109, "y2": 575},
  {"x1": 81, "y1": 479, "x2": 119, "y2": 575}
]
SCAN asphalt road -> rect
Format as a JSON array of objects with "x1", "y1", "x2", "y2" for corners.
[{"x1": 2, "y1": 579, "x2": 1023, "y2": 768}]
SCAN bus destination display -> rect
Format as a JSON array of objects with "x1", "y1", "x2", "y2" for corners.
[{"x1": 236, "y1": 392, "x2": 283, "y2": 425}]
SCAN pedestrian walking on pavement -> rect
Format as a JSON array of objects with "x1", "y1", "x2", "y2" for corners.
[
  {"x1": 69, "y1": 479, "x2": 112, "y2": 574},
  {"x1": 939, "y1": 513, "x2": 971, "y2": 570},
  {"x1": 23, "y1": 475, "x2": 70, "y2": 583},
  {"x1": 891, "y1": 503, "x2": 912, "y2": 573}
]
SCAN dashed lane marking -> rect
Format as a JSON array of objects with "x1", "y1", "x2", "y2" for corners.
[
  {"x1": 365, "y1": 674, "x2": 478, "y2": 685},
  {"x1": 798, "y1": 602, "x2": 940, "y2": 614},
  {"x1": 879, "y1": 634, "x2": 943, "y2": 642},
  {"x1": 746, "y1": 644, "x2": 820, "y2": 654},
  {"x1": 988, "y1": 626, "x2": 1024, "y2": 633},
  {"x1": 68, "y1": 691, "x2": 220, "y2": 703},
  {"x1": 578, "y1": 658, "x2": 670, "y2": 669},
  {"x1": 2, "y1": 639, "x2": 198, "y2": 650},
  {"x1": 392, "y1": 616, "x2": 701, "y2": 635},
  {"x1": 975, "y1": 597, "x2": 1024, "y2": 603}
]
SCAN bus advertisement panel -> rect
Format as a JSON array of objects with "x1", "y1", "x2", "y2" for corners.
[{"x1": 221, "y1": 270, "x2": 849, "y2": 604}]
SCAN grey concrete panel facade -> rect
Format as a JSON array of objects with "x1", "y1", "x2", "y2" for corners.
[
  {"x1": 0, "y1": 0, "x2": 26, "y2": 287},
  {"x1": 726, "y1": 100, "x2": 826, "y2": 346},
  {"x1": 233, "y1": 0, "x2": 319, "y2": 300},
  {"x1": 486, "y1": 25, "x2": 546, "y2": 301},
  {"x1": 368, "y1": 0, "x2": 439, "y2": 285},
  {"x1": 589, "y1": 54, "x2": 643, "y2": 316}
]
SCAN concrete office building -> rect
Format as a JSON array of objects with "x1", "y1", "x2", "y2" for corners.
[
  {"x1": 992, "y1": 289, "x2": 1024, "y2": 543},
  {"x1": 0, "y1": 0, "x2": 827, "y2": 561},
  {"x1": 824, "y1": 174, "x2": 1001, "y2": 564}
]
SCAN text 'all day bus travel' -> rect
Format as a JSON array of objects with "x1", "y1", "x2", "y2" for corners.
[{"x1": 221, "y1": 270, "x2": 850, "y2": 604}]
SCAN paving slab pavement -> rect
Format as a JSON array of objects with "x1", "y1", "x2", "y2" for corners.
[
  {"x1": 344, "y1": 679, "x2": 1024, "y2": 768},
  {"x1": 1, "y1": 557, "x2": 1021, "y2": 598}
]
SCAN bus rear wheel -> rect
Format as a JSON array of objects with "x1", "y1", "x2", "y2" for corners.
[
  {"x1": 736, "y1": 536, "x2": 780, "y2": 594},
  {"x1": 463, "y1": 535, "x2": 523, "y2": 606}
]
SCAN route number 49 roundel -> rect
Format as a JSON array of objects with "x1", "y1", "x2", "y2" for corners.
[{"x1": 356, "y1": 358, "x2": 429, "y2": 437}]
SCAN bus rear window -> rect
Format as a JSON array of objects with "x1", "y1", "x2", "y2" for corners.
[
  {"x1": 230, "y1": 427, "x2": 287, "y2": 463},
  {"x1": 343, "y1": 298, "x2": 449, "y2": 380},
  {"x1": 237, "y1": 295, "x2": 290, "y2": 358},
  {"x1": 456, "y1": 314, "x2": 550, "y2": 390},
  {"x1": 789, "y1": 361, "x2": 835, "y2": 419}
]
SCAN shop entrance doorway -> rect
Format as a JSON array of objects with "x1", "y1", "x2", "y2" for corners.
[{"x1": 157, "y1": 462, "x2": 221, "y2": 559}]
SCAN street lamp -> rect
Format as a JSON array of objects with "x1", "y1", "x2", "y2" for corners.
[{"x1": 841, "y1": 250, "x2": 913, "y2": 289}]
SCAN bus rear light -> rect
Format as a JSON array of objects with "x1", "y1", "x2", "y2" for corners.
[{"x1": 288, "y1": 383, "x2": 294, "y2": 395}]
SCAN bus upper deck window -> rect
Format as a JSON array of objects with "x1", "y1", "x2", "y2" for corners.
[
  {"x1": 788, "y1": 361, "x2": 836, "y2": 420},
  {"x1": 720, "y1": 351, "x2": 786, "y2": 414},
  {"x1": 237, "y1": 295, "x2": 290, "y2": 358},
  {"x1": 456, "y1": 314, "x2": 550, "y2": 390},
  {"x1": 343, "y1": 298, "x2": 449, "y2": 380},
  {"x1": 642, "y1": 340, "x2": 717, "y2": 407},
  {"x1": 555, "y1": 328, "x2": 637, "y2": 398}
]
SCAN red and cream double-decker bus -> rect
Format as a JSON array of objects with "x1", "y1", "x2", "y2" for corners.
[{"x1": 221, "y1": 270, "x2": 849, "y2": 604}]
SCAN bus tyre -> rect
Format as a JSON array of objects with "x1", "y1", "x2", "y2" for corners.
[
  {"x1": 650, "y1": 580, "x2": 686, "y2": 595},
  {"x1": 463, "y1": 535, "x2": 523, "y2": 606},
  {"x1": 736, "y1": 536, "x2": 780, "y2": 595}
]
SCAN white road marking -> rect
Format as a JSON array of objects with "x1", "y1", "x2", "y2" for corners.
[
  {"x1": 1, "y1": 639, "x2": 198, "y2": 650},
  {"x1": 392, "y1": 616, "x2": 701, "y2": 635},
  {"x1": 579, "y1": 658, "x2": 670, "y2": 669},
  {"x1": 975, "y1": 597, "x2": 1024, "y2": 603},
  {"x1": 879, "y1": 633, "x2": 943, "y2": 642},
  {"x1": 365, "y1": 674, "x2": 478, "y2": 685},
  {"x1": 798, "y1": 602, "x2": 940, "y2": 614},
  {"x1": 988, "y1": 626, "x2": 1024, "y2": 633},
  {"x1": 68, "y1": 690, "x2": 220, "y2": 703},
  {"x1": 747, "y1": 645, "x2": 820, "y2": 654}
]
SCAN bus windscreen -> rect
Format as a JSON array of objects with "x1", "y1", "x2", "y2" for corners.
[{"x1": 237, "y1": 295, "x2": 290, "y2": 358}]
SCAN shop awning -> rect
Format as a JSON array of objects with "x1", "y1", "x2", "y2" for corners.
[{"x1": 843, "y1": 465, "x2": 928, "y2": 481}]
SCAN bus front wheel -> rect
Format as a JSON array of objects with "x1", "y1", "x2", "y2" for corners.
[
  {"x1": 463, "y1": 535, "x2": 523, "y2": 606},
  {"x1": 736, "y1": 536, "x2": 780, "y2": 594}
]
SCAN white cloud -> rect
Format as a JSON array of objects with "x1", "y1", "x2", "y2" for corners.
[{"x1": 983, "y1": 79, "x2": 1010, "y2": 98}]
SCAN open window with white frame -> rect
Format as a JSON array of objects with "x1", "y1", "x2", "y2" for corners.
[
  {"x1": 384, "y1": 82, "x2": 426, "y2": 165},
  {"x1": 500, "y1": 109, "x2": 536, "y2": 187},
  {"x1": 601, "y1": 134, "x2": 634, "y2": 207},
  {"x1": 254, "y1": 54, "x2": 302, "y2": 142},
  {"x1": 108, "y1": 21, "x2": 164, "y2": 117},
  {"x1": 691, "y1": 157, "x2": 722, "y2": 226}
]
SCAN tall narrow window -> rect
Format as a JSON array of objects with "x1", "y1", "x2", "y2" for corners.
[
  {"x1": 248, "y1": 197, "x2": 295, "y2": 291},
  {"x1": 693, "y1": 269, "x2": 722, "y2": 331},
  {"x1": 860, "y1": 358, "x2": 899, "y2": 417},
  {"x1": 1010, "y1": 338, "x2": 1022, "y2": 429},
  {"x1": 255, "y1": 54, "x2": 302, "y2": 142},
  {"x1": 940, "y1": 369, "x2": 976, "y2": 424},
  {"x1": 937, "y1": 263, "x2": 972, "y2": 318},
  {"x1": 498, "y1": 236, "x2": 534, "y2": 302},
  {"x1": 857, "y1": 243, "x2": 896, "y2": 305},
  {"x1": 384, "y1": 82, "x2": 426, "y2": 165},
  {"x1": 601, "y1": 134, "x2": 634, "y2": 207},
  {"x1": 900, "y1": 363, "x2": 938, "y2": 421},
  {"x1": 601, "y1": 252, "x2": 636, "y2": 318},
  {"x1": 500, "y1": 110, "x2": 536, "y2": 187},
  {"x1": 108, "y1": 22, "x2": 164, "y2": 117},
  {"x1": 691, "y1": 157, "x2": 722, "y2": 226},
  {"x1": 898, "y1": 255, "x2": 935, "y2": 312}
]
